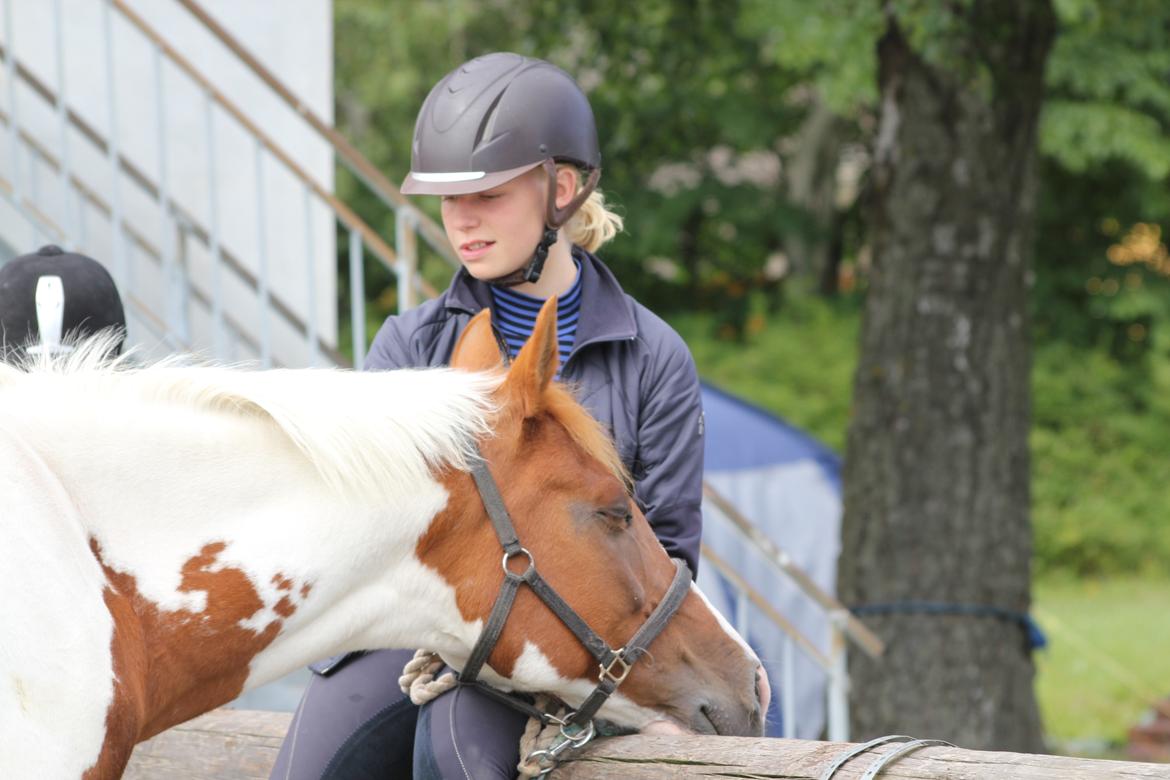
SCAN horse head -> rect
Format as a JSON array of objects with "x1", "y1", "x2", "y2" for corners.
[{"x1": 419, "y1": 298, "x2": 768, "y2": 736}]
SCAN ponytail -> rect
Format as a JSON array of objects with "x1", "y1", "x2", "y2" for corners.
[{"x1": 560, "y1": 165, "x2": 623, "y2": 252}]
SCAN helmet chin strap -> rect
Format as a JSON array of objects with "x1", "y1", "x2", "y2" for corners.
[{"x1": 488, "y1": 160, "x2": 601, "y2": 288}]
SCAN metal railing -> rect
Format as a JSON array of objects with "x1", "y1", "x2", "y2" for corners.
[{"x1": 701, "y1": 483, "x2": 884, "y2": 741}]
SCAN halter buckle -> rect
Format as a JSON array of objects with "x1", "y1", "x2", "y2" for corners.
[{"x1": 599, "y1": 649, "x2": 632, "y2": 685}]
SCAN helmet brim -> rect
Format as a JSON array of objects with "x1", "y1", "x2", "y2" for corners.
[{"x1": 400, "y1": 160, "x2": 544, "y2": 196}]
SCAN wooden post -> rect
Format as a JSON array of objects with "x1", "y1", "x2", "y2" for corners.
[{"x1": 125, "y1": 709, "x2": 1170, "y2": 779}]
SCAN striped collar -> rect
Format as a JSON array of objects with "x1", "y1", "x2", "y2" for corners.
[
  {"x1": 489, "y1": 262, "x2": 582, "y2": 372},
  {"x1": 443, "y1": 247, "x2": 638, "y2": 351}
]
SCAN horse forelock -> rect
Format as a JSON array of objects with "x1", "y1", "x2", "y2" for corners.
[
  {"x1": 541, "y1": 383, "x2": 630, "y2": 490},
  {"x1": 2, "y1": 335, "x2": 502, "y2": 502}
]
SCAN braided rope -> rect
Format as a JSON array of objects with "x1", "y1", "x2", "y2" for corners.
[
  {"x1": 398, "y1": 651, "x2": 569, "y2": 778},
  {"x1": 397, "y1": 648, "x2": 457, "y2": 705},
  {"x1": 516, "y1": 695, "x2": 569, "y2": 778}
]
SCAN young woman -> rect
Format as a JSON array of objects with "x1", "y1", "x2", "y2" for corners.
[{"x1": 271, "y1": 52, "x2": 706, "y2": 780}]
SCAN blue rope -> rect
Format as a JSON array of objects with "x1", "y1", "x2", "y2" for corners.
[{"x1": 851, "y1": 601, "x2": 1047, "y2": 650}]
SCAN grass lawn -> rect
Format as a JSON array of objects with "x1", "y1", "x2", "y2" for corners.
[{"x1": 1034, "y1": 576, "x2": 1170, "y2": 752}]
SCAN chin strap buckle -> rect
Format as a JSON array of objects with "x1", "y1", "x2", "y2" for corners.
[{"x1": 521, "y1": 228, "x2": 561, "y2": 284}]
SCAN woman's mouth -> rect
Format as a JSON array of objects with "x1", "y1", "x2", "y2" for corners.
[{"x1": 459, "y1": 240, "x2": 495, "y2": 261}]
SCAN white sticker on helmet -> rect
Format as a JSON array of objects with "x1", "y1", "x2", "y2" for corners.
[
  {"x1": 411, "y1": 170, "x2": 487, "y2": 183},
  {"x1": 29, "y1": 275, "x2": 74, "y2": 356}
]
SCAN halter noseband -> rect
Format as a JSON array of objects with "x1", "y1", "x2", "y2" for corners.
[{"x1": 458, "y1": 449, "x2": 692, "y2": 736}]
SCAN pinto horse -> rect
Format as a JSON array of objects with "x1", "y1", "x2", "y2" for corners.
[{"x1": 0, "y1": 298, "x2": 766, "y2": 779}]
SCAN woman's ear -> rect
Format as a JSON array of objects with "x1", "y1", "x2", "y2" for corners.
[{"x1": 555, "y1": 165, "x2": 580, "y2": 211}]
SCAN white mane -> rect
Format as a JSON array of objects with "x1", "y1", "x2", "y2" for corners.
[{"x1": 0, "y1": 335, "x2": 501, "y2": 502}]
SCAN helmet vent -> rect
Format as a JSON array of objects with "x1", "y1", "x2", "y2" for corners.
[{"x1": 473, "y1": 89, "x2": 507, "y2": 156}]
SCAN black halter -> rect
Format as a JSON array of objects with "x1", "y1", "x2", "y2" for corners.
[{"x1": 457, "y1": 450, "x2": 692, "y2": 732}]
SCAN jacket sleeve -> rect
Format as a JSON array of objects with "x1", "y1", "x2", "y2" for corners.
[
  {"x1": 633, "y1": 335, "x2": 705, "y2": 578},
  {"x1": 365, "y1": 315, "x2": 416, "y2": 371}
]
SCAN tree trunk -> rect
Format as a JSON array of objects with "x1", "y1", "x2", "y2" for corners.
[{"x1": 838, "y1": 2, "x2": 1055, "y2": 752}]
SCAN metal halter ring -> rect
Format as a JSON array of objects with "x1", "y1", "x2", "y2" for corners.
[
  {"x1": 599, "y1": 649, "x2": 633, "y2": 685},
  {"x1": 558, "y1": 719, "x2": 596, "y2": 748},
  {"x1": 502, "y1": 547, "x2": 535, "y2": 577}
]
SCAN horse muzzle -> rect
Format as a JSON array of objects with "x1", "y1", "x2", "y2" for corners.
[
  {"x1": 694, "y1": 664, "x2": 768, "y2": 737},
  {"x1": 646, "y1": 662, "x2": 768, "y2": 737}
]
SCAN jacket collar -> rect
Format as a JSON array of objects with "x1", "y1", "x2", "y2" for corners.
[{"x1": 444, "y1": 247, "x2": 638, "y2": 346}]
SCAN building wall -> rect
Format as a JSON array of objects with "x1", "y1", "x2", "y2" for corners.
[{"x1": 0, "y1": 0, "x2": 336, "y2": 364}]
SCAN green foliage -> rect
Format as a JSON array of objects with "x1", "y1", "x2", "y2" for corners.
[
  {"x1": 1031, "y1": 343, "x2": 1170, "y2": 577},
  {"x1": 739, "y1": 0, "x2": 880, "y2": 114},
  {"x1": 1043, "y1": 101, "x2": 1170, "y2": 179},
  {"x1": 1043, "y1": 0, "x2": 1170, "y2": 178},
  {"x1": 670, "y1": 288, "x2": 861, "y2": 451}
]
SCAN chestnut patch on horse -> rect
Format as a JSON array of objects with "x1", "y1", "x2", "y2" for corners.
[
  {"x1": 85, "y1": 586, "x2": 147, "y2": 780},
  {"x1": 88, "y1": 538, "x2": 303, "y2": 740}
]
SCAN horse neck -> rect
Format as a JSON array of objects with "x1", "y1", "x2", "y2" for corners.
[{"x1": 19, "y1": 397, "x2": 474, "y2": 714}]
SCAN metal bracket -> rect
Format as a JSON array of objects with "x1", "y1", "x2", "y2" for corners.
[
  {"x1": 819, "y1": 735, "x2": 914, "y2": 780},
  {"x1": 860, "y1": 739, "x2": 953, "y2": 779},
  {"x1": 820, "y1": 734, "x2": 954, "y2": 780}
]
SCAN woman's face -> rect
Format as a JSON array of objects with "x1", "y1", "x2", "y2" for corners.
[{"x1": 440, "y1": 168, "x2": 548, "y2": 280}]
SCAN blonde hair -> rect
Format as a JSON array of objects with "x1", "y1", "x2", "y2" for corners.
[{"x1": 560, "y1": 164, "x2": 623, "y2": 252}]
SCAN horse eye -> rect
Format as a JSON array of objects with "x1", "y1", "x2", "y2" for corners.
[{"x1": 597, "y1": 506, "x2": 631, "y2": 532}]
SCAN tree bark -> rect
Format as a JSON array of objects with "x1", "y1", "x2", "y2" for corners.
[{"x1": 839, "y1": 1, "x2": 1055, "y2": 752}]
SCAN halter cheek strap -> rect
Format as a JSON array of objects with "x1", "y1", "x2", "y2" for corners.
[{"x1": 460, "y1": 451, "x2": 692, "y2": 730}]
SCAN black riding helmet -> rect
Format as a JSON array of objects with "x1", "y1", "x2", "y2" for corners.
[
  {"x1": 402, "y1": 52, "x2": 602, "y2": 285},
  {"x1": 0, "y1": 244, "x2": 126, "y2": 359}
]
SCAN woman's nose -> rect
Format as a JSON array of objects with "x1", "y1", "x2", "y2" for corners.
[{"x1": 445, "y1": 198, "x2": 480, "y2": 229}]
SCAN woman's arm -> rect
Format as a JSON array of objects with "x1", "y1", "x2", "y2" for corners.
[
  {"x1": 366, "y1": 316, "x2": 416, "y2": 372},
  {"x1": 633, "y1": 336, "x2": 705, "y2": 577}
]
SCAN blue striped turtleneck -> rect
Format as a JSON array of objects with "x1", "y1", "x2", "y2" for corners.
[{"x1": 489, "y1": 261, "x2": 582, "y2": 377}]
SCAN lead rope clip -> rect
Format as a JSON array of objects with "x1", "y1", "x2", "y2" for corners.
[{"x1": 520, "y1": 717, "x2": 596, "y2": 778}]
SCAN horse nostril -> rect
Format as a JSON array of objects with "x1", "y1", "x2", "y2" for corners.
[
  {"x1": 697, "y1": 703, "x2": 719, "y2": 735},
  {"x1": 754, "y1": 664, "x2": 771, "y2": 715}
]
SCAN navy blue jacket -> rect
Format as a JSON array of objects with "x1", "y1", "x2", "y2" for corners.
[{"x1": 366, "y1": 248, "x2": 705, "y2": 575}]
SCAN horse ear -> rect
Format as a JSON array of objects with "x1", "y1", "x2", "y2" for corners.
[
  {"x1": 450, "y1": 309, "x2": 503, "y2": 372},
  {"x1": 506, "y1": 297, "x2": 559, "y2": 418}
]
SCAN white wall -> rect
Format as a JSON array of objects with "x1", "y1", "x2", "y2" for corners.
[{"x1": 0, "y1": 0, "x2": 336, "y2": 365}]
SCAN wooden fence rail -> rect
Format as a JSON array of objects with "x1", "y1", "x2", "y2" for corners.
[{"x1": 124, "y1": 709, "x2": 1170, "y2": 779}]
